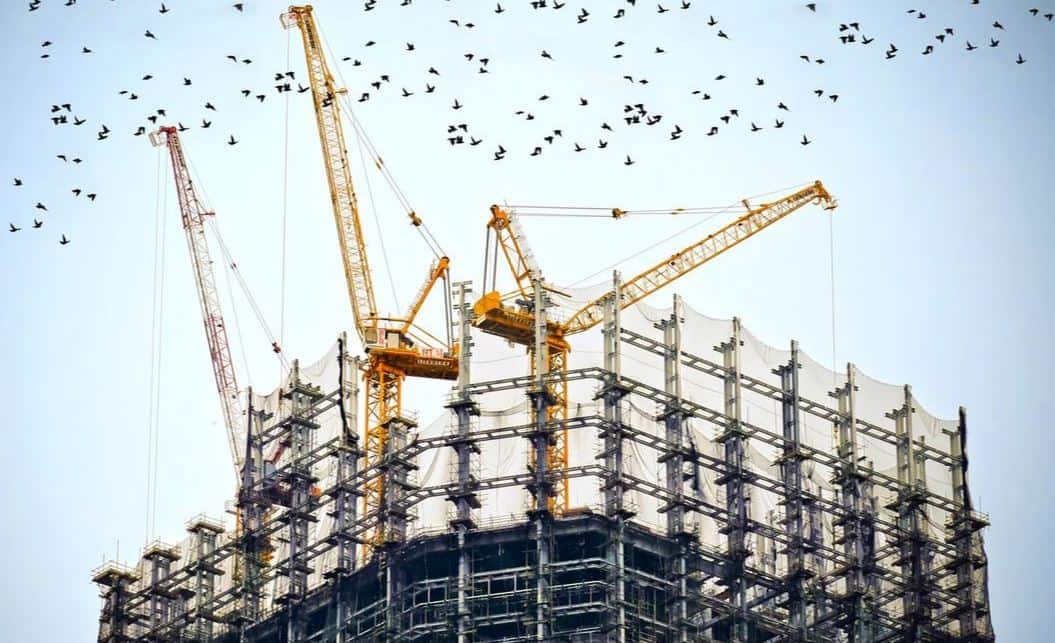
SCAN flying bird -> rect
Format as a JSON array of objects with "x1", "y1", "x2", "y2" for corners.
[
  {"x1": 227, "y1": 135, "x2": 238, "y2": 145},
  {"x1": 9, "y1": 223, "x2": 20, "y2": 232},
  {"x1": 60, "y1": 234, "x2": 70, "y2": 245}
]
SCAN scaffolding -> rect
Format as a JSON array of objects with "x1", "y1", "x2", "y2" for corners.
[{"x1": 94, "y1": 282, "x2": 993, "y2": 642}]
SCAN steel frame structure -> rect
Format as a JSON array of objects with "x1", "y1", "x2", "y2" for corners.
[{"x1": 95, "y1": 285, "x2": 992, "y2": 643}]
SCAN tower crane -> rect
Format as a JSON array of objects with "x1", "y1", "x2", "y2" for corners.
[
  {"x1": 475, "y1": 181, "x2": 837, "y2": 514},
  {"x1": 149, "y1": 126, "x2": 246, "y2": 478},
  {"x1": 282, "y1": 5, "x2": 458, "y2": 547}
]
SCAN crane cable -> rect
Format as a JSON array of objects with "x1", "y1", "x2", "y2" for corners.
[
  {"x1": 280, "y1": 27, "x2": 292, "y2": 380},
  {"x1": 356, "y1": 123, "x2": 401, "y2": 314},
  {"x1": 144, "y1": 144, "x2": 162, "y2": 544},
  {"x1": 185, "y1": 156, "x2": 290, "y2": 372},
  {"x1": 145, "y1": 145, "x2": 169, "y2": 543},
  {"x1": 829, "y1": 214, "x2": 838, "y2": 387},
  {"x1": 510, "y1": 182, "x2": 815, "y2": 219},
  {"x1": 569, "y1": 200, "x2": 742, "y2": 285},
  {"x1": 318, "y1": 23, "x2": 446, "y2": 260},
  {"x1": 223, "y1": 256, "x2": 253, "y2": 388}
]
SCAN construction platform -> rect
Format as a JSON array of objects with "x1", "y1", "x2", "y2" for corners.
[{"x1": 94, "y1": 284, "x2": 993, "y2": 642}]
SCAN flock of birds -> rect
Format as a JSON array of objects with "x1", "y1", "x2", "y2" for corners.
[{"x1": 5, "y1": 0, "x2": 1051, "y2": 247}]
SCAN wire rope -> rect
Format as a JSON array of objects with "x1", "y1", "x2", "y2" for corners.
[
  {"x1": 568, "y1": 210, "x2": 727, "y2": 287},
  {"x1": 280, "y1": 28, "x2": 292, "y2": 380},
  {"x1": 150, "y1": 155, "x2": 170, "y2": 542},
  {"x1": 356, "y1": 132, "x2": 401, "y2": 314},
  {"x1": 318, "y1": 23, "x2": 446, "y2": 259},
  {"x1": 144, "y1": 144, "x2": 163, "y2": 544},
  {"x1": 829, "y1": 214, "x2": 838, "y2": 386}
]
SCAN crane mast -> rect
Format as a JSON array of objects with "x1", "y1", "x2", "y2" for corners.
[
  {"x1": 284, "y1": 4, "x2": 458, "y2": 549},
  {"x1": 474, "y1": 181, "x2": 837, "y2": 513},
  {"x1": 149, "y1": 126, "x2": 244, "y2": 477}
]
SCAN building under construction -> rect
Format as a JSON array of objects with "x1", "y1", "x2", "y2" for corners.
[
  {"x1": 93, "y1": 5, "x2": 993, "y2": 643},
  {"x1": 93, "y1": 283, "x2": 994, "y2": 643}
]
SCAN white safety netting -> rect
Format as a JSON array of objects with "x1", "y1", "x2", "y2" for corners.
[{"x1": 121, "y1": 293, "x2": 985, "y2": 634}]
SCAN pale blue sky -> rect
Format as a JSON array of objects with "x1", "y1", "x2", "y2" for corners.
[{"x1": 0, "y1": 1, "x2": 1051, "y2": 640}]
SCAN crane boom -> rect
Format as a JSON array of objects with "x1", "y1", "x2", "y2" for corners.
[
  {"x1": 150, "y1": 126, "x2": 243, "y2": 475},
  {"x1": 474, "y1": 181, "x2": 836, "y2": 515},
  {"x1": 282, "y1": 5, "x2": 377, "y2": 337},
  {"x1": 563, "y1": 180, "x2": 836, "y2": 334}
]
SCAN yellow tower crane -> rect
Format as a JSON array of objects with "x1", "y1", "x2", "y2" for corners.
[
  {"x1": 475, "y1": 181, "x2": 837, "y2": 514},
  {"x1": 282, "y1": 5, "x2": 458, "y2": 547}
]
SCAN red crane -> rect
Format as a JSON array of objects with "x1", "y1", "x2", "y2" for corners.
[{"x1": 150, "y1": 126, "x2": 244, "y2": 477}]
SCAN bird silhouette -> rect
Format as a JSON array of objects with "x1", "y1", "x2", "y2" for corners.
[
  {"x1": 227, "y1": 135, "x2": 238, "y2": 145},
  {"x1": 800, "y1": 134, "x2": 811, "y2": 145},
  {"x1": 32, "y1": 219, "x2": 43, "y2": 228},
  {"x1": 160, "y1": 2, "x2": 169, "y2": 13},
  {"x1": 9, "y1": 223, "x2": 20, "y2": 232},
  {"x1": 624, "y1": 155, "x2": 634, "y2": 166},
  {"x1": 60, "y1": 234, "x2": 70, "y2": 245},
  {"x1": 145, "y1": 30, "x2": 157, "y2": 40},
  {"x1": 13, "y1": 178, "x2": 22, "y2": 186}
]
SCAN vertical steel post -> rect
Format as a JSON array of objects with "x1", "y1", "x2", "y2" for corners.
[
  {"x1": 947, "y1": 407, "x2": 993, "y2": 641},
  {"x1": 599, "y1": 273, "x2": 630, "y2": 643},
  {"x1": 526, "y1": 278, "x2": 553, "y2": 641},
  {"x1": 776, "y1": 340, "x2": 811, "y2": 640},
  {"x1": 447, "y1": 281, "x2": 480, "y2": 643},
  {"x1": 238, "y1": 389, "x2": 268, "y2": 638},
  {"x1": 832, "y1": 363, "x2": 877, "y2": 642},
  {"x1": 187, "y1": 517, "x2": 223, "y2": 640},
  {"x1": 889, "y1": 385, "x2": 930, "y2": 641},
  {"x1": 717, "y1": 318, "x2": 750, "y2": 642},
  {"x1": 329, "y1": 334, "x2": 361, "y2": 643},
  {"x1": 657, "y1": 295, "x2": 690, "y2": 642},
  {"x1": 280, "y1": 360, "x2": 322, "y2": 642}
]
